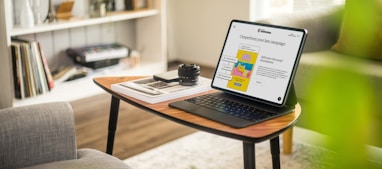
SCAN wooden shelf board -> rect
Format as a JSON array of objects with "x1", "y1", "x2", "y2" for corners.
[
  {"x1": 13, "y1": 60, "x2": 167, "y2": 107},
  {"x1": 11, "y1": 9, "x2": 158, "y2": 36}
]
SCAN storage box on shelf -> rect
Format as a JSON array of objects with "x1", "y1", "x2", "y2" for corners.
[{"x1": 0, "y1": 0, "x2": 167, "y2": 108}]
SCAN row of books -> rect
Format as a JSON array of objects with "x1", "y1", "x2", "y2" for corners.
[{"x1": 11, "y1": 38, "x2": 54, "y2": 99}]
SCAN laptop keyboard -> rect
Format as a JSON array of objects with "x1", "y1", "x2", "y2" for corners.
[{"x1": 184, "y1": 94, "x2": 277, "y2": 122}]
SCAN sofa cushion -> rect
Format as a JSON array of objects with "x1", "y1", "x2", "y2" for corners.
[
  {"x1": 295, "y1": 51, "x2": 382, "y2": 101},
  {"x1": 294, "y1": 50, "x2": 382, "y2": 147},
  {"x1": 331, "y1": 0, "x2": 382, "y2": 60}
]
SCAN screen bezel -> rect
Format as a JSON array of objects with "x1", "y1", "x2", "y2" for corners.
[{"x1": 211, "y1": 19, "x2": 308, "y2": 107}]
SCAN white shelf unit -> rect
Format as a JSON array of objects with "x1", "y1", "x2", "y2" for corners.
[{"x1": 0, "y1": 0, "x2": 167, "y2": 108}]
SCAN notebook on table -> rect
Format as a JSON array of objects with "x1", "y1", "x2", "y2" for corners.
[{"x1": 169, "y1": 20, "x2": 307, "y2": 128}]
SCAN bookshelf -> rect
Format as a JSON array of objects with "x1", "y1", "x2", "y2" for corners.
[{"x1": 0, "y1": 0, "x2": 167, "y2": 108}]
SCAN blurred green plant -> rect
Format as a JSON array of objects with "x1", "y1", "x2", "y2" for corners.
[
  {"x1": 306, "y1": 65, "x2": 375, "y2": 168},
  {"x1": 304, "y1": 0, "x2": 382, "y2": 168}
]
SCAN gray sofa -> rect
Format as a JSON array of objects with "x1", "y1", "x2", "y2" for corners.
[
  {"x1": 0, "y1": 102, "x2": 132, "y2": 169},
  {"x1": 259, "y1": 5, "x2": 382, "y2": 148}
]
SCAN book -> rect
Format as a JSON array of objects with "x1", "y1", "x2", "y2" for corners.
[
  {"x1": 51, "y1": 65, "x2": 78, "y2": 83},
  {"x1": 30, "y1": 41, "x2": 49, "y2": 94},
  {"x1": 20, "y1": 42, "x2": 37, "y2": 97},
  {"x1": 37, "y1": 42, "x2": 54, "y2": 90},
  {"x1": 111, "y1": 76, "x2": 212, "y2": 104},
  {"x1": 11, "y1": 42, "x2": 25, "y2": 99}
]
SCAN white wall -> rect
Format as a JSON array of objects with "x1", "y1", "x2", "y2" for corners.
[{"x1": 167, "y1": 0, "x2": 251, "y2": 67}]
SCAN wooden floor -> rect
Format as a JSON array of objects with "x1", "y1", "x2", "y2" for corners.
[{"x1": 72, "y1": 62, "x2": 215, "y2": 160}]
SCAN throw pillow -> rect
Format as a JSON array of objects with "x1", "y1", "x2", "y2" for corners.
[{"x1": 331, "y1": 0, "x2": 382, "y2": 60}]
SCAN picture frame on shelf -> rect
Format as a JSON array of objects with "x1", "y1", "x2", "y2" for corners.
[{"x1": 56, "y1": 1, "x2": 75, "y2": 20}]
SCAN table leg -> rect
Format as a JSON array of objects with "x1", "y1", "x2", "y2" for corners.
[
  {"x1": 243, "y1": 141, "x2": 256, "y2": 169},
  {"x1": 270, "y1": 136, "x2": 281, "y2": 169},
  {"x1": 106, "y1": 96, "x2": 120, "y2": 155},
  {"x1": 282, "y1": 127, "x2": 293, "y2": 154}
]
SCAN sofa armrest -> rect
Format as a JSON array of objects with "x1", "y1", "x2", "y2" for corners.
[
  {"x1": 257, "y1": 5, "x2": 344, "y2": 52},
  {"x1": 0, "y1": 102, "x2": 77, "y2": 169},
  {"x1": 22, "y1": 149, "x2": 132, "y2": 169}
]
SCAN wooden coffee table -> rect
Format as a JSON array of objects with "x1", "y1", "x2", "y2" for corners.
[{"x1": 93, "y1": 76, "x2": 301, "y2": 169}]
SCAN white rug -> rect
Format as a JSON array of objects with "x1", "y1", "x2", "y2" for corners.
[{"x1": 124, "y1": 129, "x2": 334, "y2": 169}]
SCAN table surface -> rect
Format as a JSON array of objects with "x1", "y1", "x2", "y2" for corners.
[{"x1": 93, "y1": 76, "x2": 301, "y2": 143}]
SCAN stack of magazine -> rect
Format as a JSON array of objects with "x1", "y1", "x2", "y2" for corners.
[{"x1": 111, "y1": 76, "x2": 212, "y2": 104}]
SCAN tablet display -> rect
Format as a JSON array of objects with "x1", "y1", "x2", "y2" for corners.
[{"x1": 211, "y1": 20, "x2": 307, "y2": 107}]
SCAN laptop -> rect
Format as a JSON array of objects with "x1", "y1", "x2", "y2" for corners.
[{"x1": 169, "y1": 19, "x2": 307, "y2": 128}]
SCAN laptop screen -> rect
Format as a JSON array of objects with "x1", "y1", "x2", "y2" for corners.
[{"x1": 211, "y1": 20, "x2": 307, "y2": 107}]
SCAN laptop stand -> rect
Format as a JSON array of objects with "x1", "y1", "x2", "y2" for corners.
[{"x1": 285, "y1": 83, "x2": 297, "y2": 108}]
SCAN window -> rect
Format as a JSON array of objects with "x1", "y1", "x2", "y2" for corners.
[
  {"x1": 292, "y1": 0, "x2": 345, "y2": 11},
  {"x1": 251, "y1": 0, "x2": 345, "y2": 21}
]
